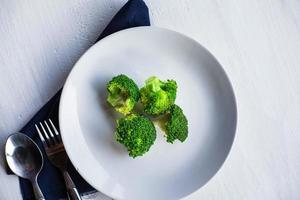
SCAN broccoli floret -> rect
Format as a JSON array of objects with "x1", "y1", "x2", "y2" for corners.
[
  {"x1": 107, "y1": 75, "x2": 139, "y2": 115},
  {"x1": 140, "y1": 76, "x2": 177, "y2": 115},
  {"x1": 115, "y1": 114, "x2": 156, "y2": 158},
  {"x1": 163, "y1": 104, "x2": 188, "y2": 143}
]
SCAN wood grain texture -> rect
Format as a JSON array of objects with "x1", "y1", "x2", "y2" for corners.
[{"x1": 0, "y1": 0, "x2": 300, "y2": 199}]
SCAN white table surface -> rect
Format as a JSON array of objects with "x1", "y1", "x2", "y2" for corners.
[{"x1": 1, "y1": 0, "x2": 300, "y2": 199}]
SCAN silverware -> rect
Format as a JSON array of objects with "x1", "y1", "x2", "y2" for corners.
[
  {"x1": 35, "y1": 119, "x2": 82, "y2": 200},
  {"x1": 5, "y1": 133, "x2": 45, "y2": 200}
]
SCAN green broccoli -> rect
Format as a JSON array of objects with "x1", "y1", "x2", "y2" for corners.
[
  {"x1": 140, "y1": 76, "x2": 177, "y2": 115},
  {"x1": 115, "y1": 114, "x2": 156, "y2": 158},
  {"x1": 107, "y1": 74, "x2": 139, "y2": 115},
  {"x1": 161, "y1": 104, "x2": 188, "y2": 143}
]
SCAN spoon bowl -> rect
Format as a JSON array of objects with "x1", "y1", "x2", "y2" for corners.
[{"x1": 5, "y1": 133, "x2": 45, "y2": 200}]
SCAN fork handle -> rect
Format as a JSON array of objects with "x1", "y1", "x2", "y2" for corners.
[{"x1": 63, "y1": 171, "x2": 82, "y2": 200}]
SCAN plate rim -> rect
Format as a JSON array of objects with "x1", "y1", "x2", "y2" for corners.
[{"x1": 59, "y1": 26, "x2": 238, "y2": 199}]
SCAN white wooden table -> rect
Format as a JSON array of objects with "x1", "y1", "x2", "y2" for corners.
[{"x1": 1, "y1": 0, "x2": 300, "y2": 199}]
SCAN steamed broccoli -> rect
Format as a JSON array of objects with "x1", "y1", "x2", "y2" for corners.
[
  {"x1": 107, "y1": 75, "x2": 139, "y2": 115},
  {"x1": 162, "y1": 104, "x2": 188, "y2": 143},
  {"x1": 140, "y1": 76, "x2": 177, "y2": 115},
  {"x1": 115, "y1": 114, "x2": 156, "y2": 158}
]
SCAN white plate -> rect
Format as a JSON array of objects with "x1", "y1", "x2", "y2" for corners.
[{"x1": 59, "y1": 27, "x2": 237, "y2": 200}]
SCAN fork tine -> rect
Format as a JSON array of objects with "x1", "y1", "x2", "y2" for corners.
[
  {"x1": 44, "y1": 120, "x2": 55, "y2": 138},
  {"x1": 40, "y1": 122, "x2": 50, "y2": 140},
  {"x1": 49, "y1": 119, "x2": 59, "y2": 136},
  {"x1": 49, "y1": 119, "x2": 62, "y2": 142},
  {"x1": 35, "y1": 124, "x2": 45, "y2": 142},
  {"x1": 35, "y1": 124, "x2": 49, "y2": 148},
  {"x1": 45, "y1": 120, "x2": 58, "y2": 144}
]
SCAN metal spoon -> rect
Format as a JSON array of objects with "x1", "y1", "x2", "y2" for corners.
[{"x1": 5, "y1": 133, "x2": 45, "y2": 200}]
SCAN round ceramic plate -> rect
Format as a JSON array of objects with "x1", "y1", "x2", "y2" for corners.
[{"x1": 59, "y1": 27, "x2": 237, "y2": 200}]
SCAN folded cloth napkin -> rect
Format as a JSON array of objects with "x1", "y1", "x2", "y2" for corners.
[{"x1": 12, "y1": 0, "x2": 150, "y2": 199}]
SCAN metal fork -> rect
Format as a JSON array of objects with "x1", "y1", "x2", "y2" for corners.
[{"x1": 35, "y1": 119, "x2": 81, "y2": 200}]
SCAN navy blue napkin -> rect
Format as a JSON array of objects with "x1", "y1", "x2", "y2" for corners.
[{"x1": 17, "y1": 0, "x2": 150, "y2": 199}]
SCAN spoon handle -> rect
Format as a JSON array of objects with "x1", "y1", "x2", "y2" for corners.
[{"x1": 32, "y1": 179, "x2": 45, "y2": 200}]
